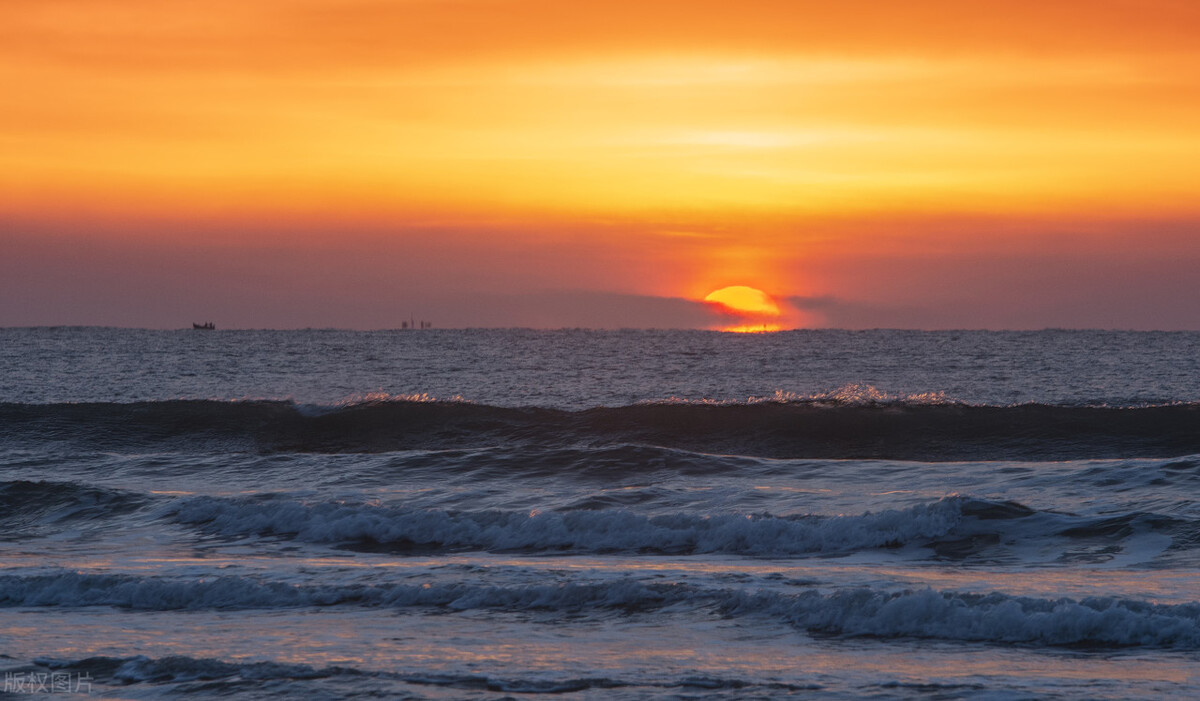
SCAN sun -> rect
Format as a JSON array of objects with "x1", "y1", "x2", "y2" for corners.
[
  {"x1": 703, "y1": 285, "x2": 783, "y2": 332},
  {"x1": 704, "y1": 286, "x2": 780, "y2": 316}
]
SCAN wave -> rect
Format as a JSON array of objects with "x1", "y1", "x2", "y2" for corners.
[
  {"x1": 5, "y1": 480, "x2": 1193, "y2": 558},
  {"x1": 161, "y1": 494, "x2": 1198, "y2": 559},
  {"x1": 0, "y1": 572, "x2": 683, "y2": 612},
  {"x1": 769, "y1": 588, "x2": 1200, "y2": 648},
  {"x1": 164, "y1": 495, "x2": 968, "y2": 555},
  {"x1": 3, "y1": 397, "x2": 1200, "y2": 459},
  {"x1": 8, "y1": 573, "x2": 1200, "y2": 648},
  {"x1": 31, "y1": 654, "x2": 339, "y2": 685},
  {"x1": 25, "y1": 653, "x2": 817, "y2": 695},
  {"x1": 0, "y1": 480, "x2": 149, "y2": 537}
]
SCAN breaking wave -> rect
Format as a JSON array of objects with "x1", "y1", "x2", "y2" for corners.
[
  {"x1": 164, "y1": 496, "x2": 966, "y2": 555},
  {"x1": 161, "y1": 494, "x2": 1197, "y2": 559},
  {"x1": 7, "y1": 480, "x2": 1195, "y2": 560},
  {"x1": 6, "y1": 573, "x2": 1199, "y2": 648}
]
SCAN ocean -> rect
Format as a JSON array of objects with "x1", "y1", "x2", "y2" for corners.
[{"x1": 1, "y1": 327, "x2": 1198, "y2": 699}]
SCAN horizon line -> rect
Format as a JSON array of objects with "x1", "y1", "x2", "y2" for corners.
[{"x1": 2, "y1": 325, "x2": 1196, "y2": 333}]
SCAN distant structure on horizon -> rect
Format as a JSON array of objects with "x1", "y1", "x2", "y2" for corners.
[{"x1": 401, "y1": 316, "x2": 432, "y2": 330}]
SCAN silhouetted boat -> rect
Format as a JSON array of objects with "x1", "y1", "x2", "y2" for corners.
[{"x1": 192, "y1": 322, "x2": 215, "y2": 330}]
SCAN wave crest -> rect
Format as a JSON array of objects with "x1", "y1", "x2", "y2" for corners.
[
  {"x1": 8, "y1": 573, "x2": 1199, "y2": 648},
  {"x1": 4, "y1": 396, "x2": 1200, "y2": 459},
  {"x1": 164, "y1": 496, "x2": 966, "y2": 555}
]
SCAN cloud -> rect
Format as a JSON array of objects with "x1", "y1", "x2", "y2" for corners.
[
  {"x1": 789, "y1": 295, "x2": 939, "y2": 330},
  {"x1": 437, "y1": 291, "x2": 716, "y2": 329}
]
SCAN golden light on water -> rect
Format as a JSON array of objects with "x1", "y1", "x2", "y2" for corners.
[{"x1": 720, "y1": 322, "x2": 783, "y2": 333}]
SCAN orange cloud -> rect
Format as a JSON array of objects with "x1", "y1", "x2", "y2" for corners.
[
  {"x1": 3, "y1": 1, "x2": 1200, "y2": 328},
  {"x1": 4, "y1": 1, "x2": 1199, "y2": 223}
]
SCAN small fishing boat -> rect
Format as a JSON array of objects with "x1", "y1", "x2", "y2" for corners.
[{"x1": 192, "y1": 322, "x2": 215, "y2": 330}]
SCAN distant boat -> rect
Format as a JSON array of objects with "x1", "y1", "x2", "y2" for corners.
[{"x1": 192, "y1": 322, "x2": 215, "y2": 330}]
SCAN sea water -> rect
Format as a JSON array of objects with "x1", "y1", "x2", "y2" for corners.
[{"x1": 1, "y1": 328, "x2": 1198, "y2": 699}]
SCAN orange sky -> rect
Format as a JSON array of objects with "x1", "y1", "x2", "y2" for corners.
[{"x1": 3, "y1": 0, "x2": 1200, "y2": 329}]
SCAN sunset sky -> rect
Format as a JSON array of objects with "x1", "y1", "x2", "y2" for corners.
[{"x1": 3, "y1": 0, "x2": 1200, "y2": 329}]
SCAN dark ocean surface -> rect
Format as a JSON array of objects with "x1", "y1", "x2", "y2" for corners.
[{"x1": 1, "y1": 328, "x2": 1198, "y2": 698}]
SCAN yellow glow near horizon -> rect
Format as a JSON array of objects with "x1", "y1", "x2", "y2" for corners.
[{"x1": 721, "y1": 323, "x2": 784, "y2": 333}]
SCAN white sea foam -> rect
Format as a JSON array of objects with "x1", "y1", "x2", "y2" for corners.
[
  {"x1": 643, "y1": 385, "x2": 956, "y2": 406},
  {"x1": 766, "y1": 588, "x2": 1200, "y2": 647}
]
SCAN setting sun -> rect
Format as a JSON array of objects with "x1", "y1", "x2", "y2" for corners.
[
  {"x1": 704, "y1": 285, "x2": 783, "y2": 332},
  {"x1": 704, "y1": 286, "x2": 780, "y2": 315}
]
